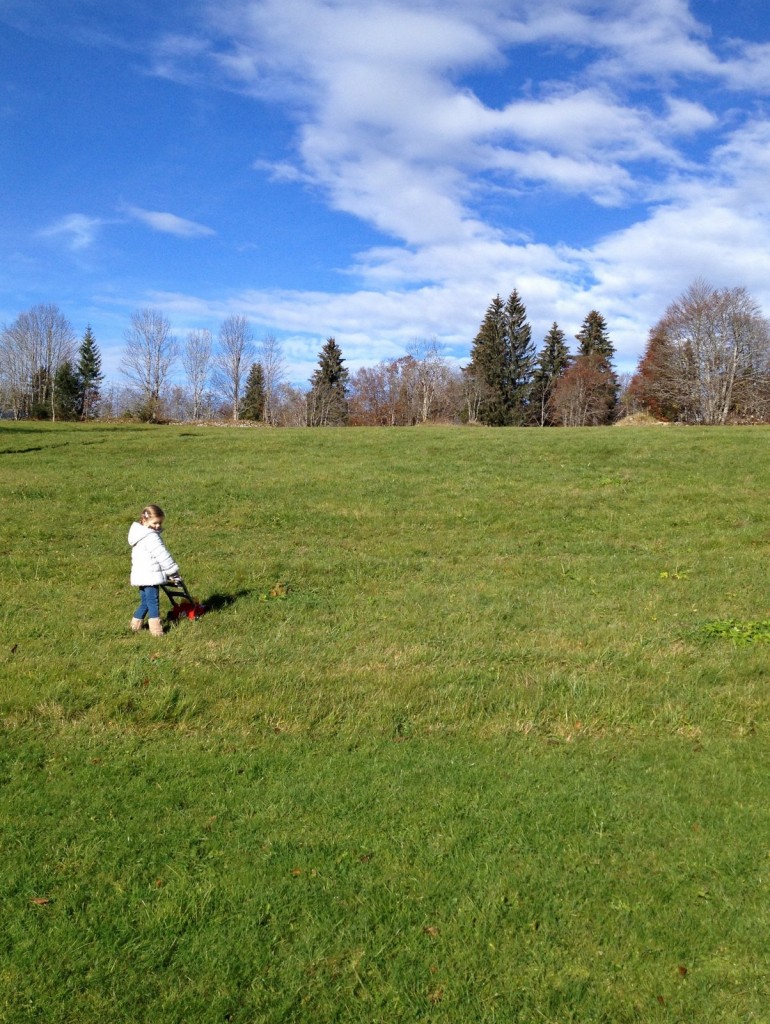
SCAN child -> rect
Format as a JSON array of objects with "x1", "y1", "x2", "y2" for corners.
[{"x1": 128, "y1": 504, "x2": 181, "y2": 636}]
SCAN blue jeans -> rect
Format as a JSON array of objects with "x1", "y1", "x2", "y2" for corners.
[{"x1": 134, "y1": 585, "x2": 160, "y2": 621}]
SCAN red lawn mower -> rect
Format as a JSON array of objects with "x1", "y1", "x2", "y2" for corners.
[{"x1": 161, "y1": 576, "x2": 207, "y2": 622}]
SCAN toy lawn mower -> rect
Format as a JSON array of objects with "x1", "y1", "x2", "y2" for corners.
[{"x1": 161, "y1": 576, "x2": 207, "y2": 622}]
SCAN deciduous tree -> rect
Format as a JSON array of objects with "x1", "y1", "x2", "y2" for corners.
[
  {"x1": 183, "y1": 329, "x2": 212, "y2": 421},
  {"x1": 213, "y1": 315, "x2": 254, "y2": 421},
  {"x1": 258, "y1": 333, "x2": 287, "y2": 426},
  {"x1": 407, "y1": 338, "x2": 455, "y2": 423},
  {"x1": 550, "y1": 353, "x2": 616, "y2": 426},
  {"x1": 120, "y1": 308, "x2": 178, "y2": 422},
  {"x1": 0, "y1": 304, "x2": 76, "y2": 418},
  {"x1": 631, "y1": 280, "x2": 770, "y2": 424}
]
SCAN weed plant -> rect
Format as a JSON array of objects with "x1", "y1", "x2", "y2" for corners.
[{"x1": 2, "y1": 421, "x2": 770, "y2": 1022}]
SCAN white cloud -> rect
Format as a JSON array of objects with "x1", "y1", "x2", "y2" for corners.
[
  {"x1": 124, "y1": 205, "x2": 216, "y2": 238},
  {"x1": 125, "y1": 2, "x2": 770, "y2": 380},
  {"x1": 39, "y1": 213, "x2": 106, "y2": 250}
]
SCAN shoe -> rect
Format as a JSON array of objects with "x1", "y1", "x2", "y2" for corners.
[
  {"x1": 148, "y1": 618, "x2": 164, "y2": 637},
  {"x1": 130, "y1": 617, "x2": 144, "y2": 632}
]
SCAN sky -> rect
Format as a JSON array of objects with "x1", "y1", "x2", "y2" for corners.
[{"x1": 2, "y1": 0, "x2": 770, "y2": 385}]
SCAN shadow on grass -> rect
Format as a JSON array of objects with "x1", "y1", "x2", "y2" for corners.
[{"x1": 201, "y1": 589, "x2": 253, "y2": 613}]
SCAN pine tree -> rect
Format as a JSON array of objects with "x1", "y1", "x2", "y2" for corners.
[
  {"x1": 241, "y1": 362, "x2": 266, "y2": 421},
  {"x1": 53, "y1": 360, "x2": 81, "y2": 421},
  {"x1": 530, "y1": 323, "x2": 572, "y2": 425},
  {"x1": 467, "y1": 295, "x2": 508, "y2": 425},
  {"x1": 467, "y1": 290, "x2": 535, "y2": 425},
  {"x1": 576, "y1": 310, "x2": 614, "y2": 360},
  {"x1": 76, "y1": 325, "x2": 104, "y2": 419},
  {"x1": 573, "y1": 310, "x2": 618, "y2": 423},
  {"x1": 308, "y1": 337, "x2": 350, "y2": 426},
  {"x1": 504, "y1": 289, "x2": 536, "y2": 424}
]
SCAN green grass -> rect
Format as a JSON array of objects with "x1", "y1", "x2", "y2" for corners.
[{"x1": 2, "y1": 421, "x2": 770, "y2": 1022}]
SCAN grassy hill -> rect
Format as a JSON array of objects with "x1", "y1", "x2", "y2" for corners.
[{"x1": 2, "y1": 421, "x2": 769, "y2": 1022}]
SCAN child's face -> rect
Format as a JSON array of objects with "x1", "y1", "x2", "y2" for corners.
[{"x1": 144, "y1": 514, "x2": 164, "y2": 532}]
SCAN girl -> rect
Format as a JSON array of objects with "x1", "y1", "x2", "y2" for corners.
[{"x1": 128, "y1": 504, "x2": 181, "y2": 636}]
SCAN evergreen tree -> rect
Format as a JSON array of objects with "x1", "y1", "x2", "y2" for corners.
[
  {"x1": 53, "y1": 360, "x2": 80, "y2": 421},
  {"x1": 574, "y1": 310, "x2": 618, "y2": 423},
  {"x1": 76, "y1": 325, "x2": 103, "y2": 419},
  {"x1": 307, "y1": 337, "x2": 350, "y2": 426},
  {"x1": 241, "y1": 361, "x2": 266, "y2": 421},
  {"x1": 468, "y1": 295, "x2": 508, "y2": 425},
  {"x1": 504, "y1": 289, "x2": 536, "y2": 424},
  {"x1": 576, "y1": 310, "x2": 614, "y2": 360},
  {"x1": 467, "y1": 290, "x2": 535, "y2": 425},
  {"x1": 529, "y1": 322, "x2": 572, "y2": 425}
]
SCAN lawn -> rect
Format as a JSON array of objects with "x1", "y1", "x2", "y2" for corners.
[{"x1": 2, "y1": 421, "x2": 769, "y2": 1022}]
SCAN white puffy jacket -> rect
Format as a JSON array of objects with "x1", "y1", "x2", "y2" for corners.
[{"x1": 128, "y1": 522, "x2": 180, "y2": 586}]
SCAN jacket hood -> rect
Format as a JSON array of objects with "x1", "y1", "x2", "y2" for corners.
[{"x1": 128, "y1": 521, "x2": 153, "y2": 547}]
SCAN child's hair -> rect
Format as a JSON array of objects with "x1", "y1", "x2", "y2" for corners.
[{"x1": 141, "y1": 504, "x2": 165, "y2": 521}]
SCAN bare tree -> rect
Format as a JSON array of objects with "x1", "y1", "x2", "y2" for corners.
[
  {"x1": 407, "y1": 338, "x2": 455, "y2": 423},
  {"x1": 349, "y1": 354, "x2": 463, "y2": 425},
  {"x1": 349, "y1": 362, "x2": 389, "y2": 425},
  {"x1": 183, "y1": 329, "x2": 213, "y2": 421},
  {"x1": 0, "y1": 322, "x2": 28, "y2": 419},
  {"x1": 638, "y1": 280, "x2": 770, "y2": 424},
  {"x1": 273, "y1": 383, "x2": 308, "y2": 426},
  {"x1": 99, "y1": 382, "x2": 135, "y2": 419},
  {"x1": 120, "y1": 309, "x2": 178, "y2": 421},
  {"x1": 0, "y1": 304, "x2": 76, "y2": 418},
  {"x1": 550, "y1": 354, "x2": 616, "y2": 426},
  {"x1": 461, "y1": 366, "x2": 489, "y2": 425},
  {"x1": 212, "y1": 315, "x2": 254, "y2": 421},
  {"x1": 258, "y1": 333, "x2": 287, "y2": 426}
]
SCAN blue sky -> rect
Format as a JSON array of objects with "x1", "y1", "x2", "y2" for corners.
[{"x1": 2, "y1": 0, "x2": 770, "y2": 384}]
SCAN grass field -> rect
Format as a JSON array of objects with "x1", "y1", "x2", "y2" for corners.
[{"x1": 2, "y1": 420, "x2": 770, "y2": 1023}]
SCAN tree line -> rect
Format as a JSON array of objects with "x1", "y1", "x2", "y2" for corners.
[{"x1": 2, "y1": 278, "x2": 769, "y2": 425}]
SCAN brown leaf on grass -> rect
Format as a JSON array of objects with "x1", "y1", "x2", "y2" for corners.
[
  {"x1": 155, "y1": 879, "x2": 164, "y2": 888},
  {"x1": 423, "y1": 926, "x2": 440, "y2": 939},
  {"x1": 141, "y1": 677, "x2": 150, "y2": 687},
  {"x1": 291, "y1": 868, "x2": 302, "y2": 877},
  {"x1": 30, "y1": 897, "x2": 51, "y2": 906},
  {"x1": 678, "y1": 965, "x2": 688, "y2": 976},
  {"x1": 150, "y1": 653, "x2": 161, "y2": 661},
  {"x1": 428, "y1": 988, "x2": 444, "y2": 1004},
  {"x1": 657, "y1": 995, "x2": 666, "y2": 1005}
]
